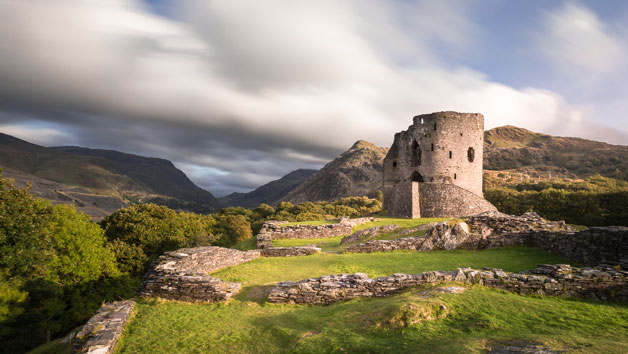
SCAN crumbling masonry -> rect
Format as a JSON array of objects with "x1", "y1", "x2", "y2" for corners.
[{"x1": 383, "y1": 111, "x2": 497, "y2": 218}]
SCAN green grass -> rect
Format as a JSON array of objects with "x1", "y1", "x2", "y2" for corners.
[
  {"x1": 272, "y1": 235, "x2": 346, "y2": 252},
  {"x1": 27, "y1": 338, "x2": 72, "y2": 354},
  {"x1": 116, "y1": 283, "x2": 628, "y2": 354},
  {"x1": 213, "y1": 246, "x2": 569, "y2": 298},
  {"x1": 232, "y1": 236, "x2": 257, "y2": 251}
]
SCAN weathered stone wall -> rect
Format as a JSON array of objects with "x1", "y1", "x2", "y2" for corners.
[
  {"x1": 383, "y1": 111, "x2": 495, "y2": 218},
  {"x1": 345, "y1": 212, "x2": 575, "y2": 254},
  {"x1": 255, "y1": 218, "x2": 374, "y2": 256},
  {"x1": 267, "y1": 263, "x2": 628, "y2": 305},
  {"x1": 526, "y1": 227, "x2": 628, "y2": 266},
  {"x1": 139, "y1": 247, "x2": 260, "y2": 302},
  {"x1": 260, "y1": 246, "x2": 321, "y2": 257},
  {"x1": 74, "y1": 300, "x2": 135, "y2": 354}
]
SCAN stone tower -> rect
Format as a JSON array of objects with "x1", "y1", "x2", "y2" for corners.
[{"x1": 383, "y1": 111, "x2": 496, "y2": 218}]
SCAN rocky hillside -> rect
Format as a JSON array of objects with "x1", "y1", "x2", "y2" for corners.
[
  {"x1": 283, "y1": 140, "x2": 388, "y2": 204},
  {"x1": 484, "y1": 126, "x2": 628, "y2": 180},
  {"x1": 219, "y1": 169, "x2": 317, "y2": 208},
  {"x1": 0, "y1": 133, "x2": 221, "y2": 217}
]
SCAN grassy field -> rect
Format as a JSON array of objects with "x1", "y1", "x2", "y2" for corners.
[
  {"x1": 114, "y1": 244, "x2": 628, "y2": 354},
  {"x1": 212, "y1": 246, "x2": 571, "y2": 295},
  {"x1": 114, "y1": 286, "x2": 628, "y2": 354}
]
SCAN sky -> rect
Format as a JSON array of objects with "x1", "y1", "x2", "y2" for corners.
[{"x1": 0, "y1": 0, "x2": 627, "y2": 197}]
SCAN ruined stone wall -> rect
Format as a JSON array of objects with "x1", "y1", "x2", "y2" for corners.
[
  {"x1": 258, "y1": 222, "x2": 352, "y2": 240},
  {"x1": 260, "y1": 246, "x2": 321, "y2": 257},
  {"x1": 526, "y1": 227, "x2": 628, "y2": 266},
  {"x1": 267, "y1": 263, "x2": 628, "y2": 305},
  {"x1": 74, "y1": 300, "x2": 135, "y2": 354},
  {"x1": 139, "y1": 247, "x2": 260, "y2": 302},
  {"x1": 383, "y1": 111, "x2": 492, "y2": 218}
]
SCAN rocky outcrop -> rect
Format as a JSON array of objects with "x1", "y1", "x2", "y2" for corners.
[
  {"x1": 267, "y1": 263, "x2": 628, "y2": 305},
  {"x1": 74, "y1": 300, "x2": 135, "y2": 354},
  {"x1": 283, "y1": 140, "x2": 388, "y2": 204},
  {"x1": 139, "y1": 247, "x2": 260, "y2": 302}
]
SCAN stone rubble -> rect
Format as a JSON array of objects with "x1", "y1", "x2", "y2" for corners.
[
  {"x1": 139, "y1": 246, "x2": 260, "y2": 302},
  {"x1": 74, "y1": 300, "x2": 135, "y2": 354},
  {"x1": 267, "y1": 262, "x2": 628, "y2": 305}
]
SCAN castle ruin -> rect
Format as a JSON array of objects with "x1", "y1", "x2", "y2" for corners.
[{"x1": 383, "y1": 111, "x2": 497, "y2": 218}]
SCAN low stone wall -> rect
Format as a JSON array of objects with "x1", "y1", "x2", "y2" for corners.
[
  {"x1": 139, "y1": 247, "x2": 260, "y2": 302},
  {"x1": 74, "y1": 300, "x2": 135, "y2": 354},
  {"x1": 259, "y1": 222, "x2": 352, "y2": 240},
  {"x1": 257, "y1": 217, "x2": 375, "y2": 241},
  {"x1": 260, "y1": 246, "x2": 321, "y2": 257},
  {"x1": 267, "y1": 263, "x2": 628, "y2": 305},
  {"x1": 345, "y1": 212, "x2": 578, "y2": 254},
  {"x1": 526, "y1": 227, "x2": 628, "y2": 266}
]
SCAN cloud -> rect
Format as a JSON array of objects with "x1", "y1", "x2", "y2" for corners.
[
  {"x1": 537, "y1": 3, "x2": 625, "y2": 75},
  {"x1": 0, "y1": 0, "x2": 614, "y2": 195}
]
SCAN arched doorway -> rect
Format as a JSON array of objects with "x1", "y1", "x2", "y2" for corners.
[{"x1": 411, "y1": 171, "x2": 424, "y2": 183}]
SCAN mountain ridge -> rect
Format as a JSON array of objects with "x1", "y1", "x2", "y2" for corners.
[{"x1": 0, "y1": 133, "x2": 221, "y2": 218}]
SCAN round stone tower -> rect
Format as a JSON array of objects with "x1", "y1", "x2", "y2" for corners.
[{"x1": 383, "y1": 111, "x2": 493, "y2": 218}]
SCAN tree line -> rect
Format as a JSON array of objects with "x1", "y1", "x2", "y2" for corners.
[{"x1": 484, "y1": 174, "x2": 628, "y2": 227}]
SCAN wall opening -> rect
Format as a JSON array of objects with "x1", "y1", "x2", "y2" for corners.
[
  {"x1": 411, "y1": 140, "x2": 421, "y2": 166},
  {"x1": 392, "y1": 161, "x2": 397, "y2": 167},
  {"x1": 454, "y1": 173, "x2": 457, "y2": 180},
  {"x1": 433, "y1": 122, "x2": 437, "y2": 130},
  {"x1": 467, "y1": 147, "x2": 475, "y2": 162},
  {"x1": 420, "y1": 118, "x2": 424, "y2": 124},
  {"x1": 431, "y1": 143, "x2": 434, "y2": 151},
  {"x1": 449, "y1": 151, "x2": 452, "y2": 159},
  {"x1": 411, "y1": 171, "x2": 424, "y2": 183}
]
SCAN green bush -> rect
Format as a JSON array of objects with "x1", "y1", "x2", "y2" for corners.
[{"x1": 101, "y1": 204, "x2": 217, "y2": 275}]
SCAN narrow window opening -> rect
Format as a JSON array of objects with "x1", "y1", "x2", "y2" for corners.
[
  {"x1": 392, "y1": 161, "x2": 397, "y2": 168},
  {"x1": 433, "y1": 122, "x2": 437, "y2": 130},
  {"x1": 449, "y1": 151, "x2": 452, "y2": 159},
  {"x1": 411, "y1": 140, "x2": 421, "y2": 166},
  {"x1": 420, "y1": 118, "x2": 424, "y2": 124},
  {"x1": 431, "y1": 143, "x2": 434, "y2": 151},
  {"x1": 467, "y1": 147, "x2": 475, "y2": 163},
  {"x1": 454, "y1": 173, "x2": 457, "y2": 180}
]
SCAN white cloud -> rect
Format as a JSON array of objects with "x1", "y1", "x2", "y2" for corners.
[
  {"x1": 538, "y1": 3, "x2": 625, "y2": 75},
  {"x1": 0, "y1": 0, "x2": 598, "y2": 194}
]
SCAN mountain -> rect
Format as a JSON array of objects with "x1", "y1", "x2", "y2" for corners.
[
  {"x1": 282, "y1": 140, "x2": 388, "y2": 204},
  {"x1": 484, "y1": 126, "x2": 628, "y2": 180},
  {"x1": 0, "y1": 133, "x2": 221, "y2": 218},
  {"x1": 219, "y1": 169, "x2": 317, "y2": 208}
]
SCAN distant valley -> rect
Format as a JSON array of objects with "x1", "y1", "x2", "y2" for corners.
[{"x1": 2, "y1": 125, "x2": 627, "y2": 218}]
